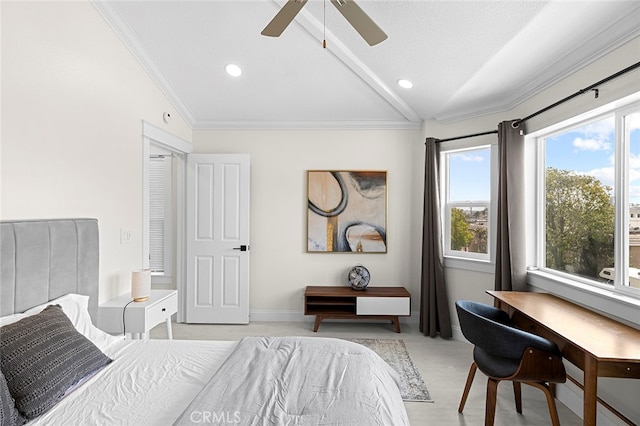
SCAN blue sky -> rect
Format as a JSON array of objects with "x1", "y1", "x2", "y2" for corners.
[
  {"x1": 448, "y1": 112, "x2": 640, "y2": 203},
  {"x1": 448, "y1": 148, "x2": 490, "y2": 202},
  {"x1": 546, "y1": 113, "x2": 640, "y2": 204}
]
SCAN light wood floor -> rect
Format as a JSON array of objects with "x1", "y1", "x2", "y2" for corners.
[{"x1": 150, "y1": 319, "x2": 582, "y2": 425}]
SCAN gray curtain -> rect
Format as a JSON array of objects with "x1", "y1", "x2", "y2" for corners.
[
  {"x1": 494, "y1": 120, "x2": 527, "y2": 291},
  {"x1": 420, "y1": 138, "x2": 452, "y2": 338}
]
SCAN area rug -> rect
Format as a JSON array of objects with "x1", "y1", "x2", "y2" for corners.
[{"x1": 341, "y1": 338, "x2": 432, "y2": 402}]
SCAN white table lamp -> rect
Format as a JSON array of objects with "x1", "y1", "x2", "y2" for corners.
[{"x1": 131, "y1": 269, "x2": 151, "y2": 302}]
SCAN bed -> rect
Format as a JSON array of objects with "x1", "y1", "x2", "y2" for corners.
[{"x1": 0, "y1": 219, "x2": 409, "y2": 425}]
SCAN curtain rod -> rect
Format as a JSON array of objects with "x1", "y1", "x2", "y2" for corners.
[
  {"x1": 437, "y1": 129, "x2": 498, "y2": 143},
  {"x1": 431, "y1": 60, "x2": 640, "y2": 144}
]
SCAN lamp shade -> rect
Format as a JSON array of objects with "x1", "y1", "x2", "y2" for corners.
[{"x1": 131, "y1": 269, "x2": 151, "y2": 302}]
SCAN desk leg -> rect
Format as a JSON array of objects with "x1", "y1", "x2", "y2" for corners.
[
  {"x1": 583, "y1": 355, "x2": 598, "y2": 426},
  {"x1": 166, "y1": 317, "x2": 173, "y2": 340}
]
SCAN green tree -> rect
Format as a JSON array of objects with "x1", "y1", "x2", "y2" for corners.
[
  {"x1": 545, "y1": 167, "x2": 614, "y2": 278},
  {"x1": 451, "y1": 208, "x2": 474, "y2": 251}
]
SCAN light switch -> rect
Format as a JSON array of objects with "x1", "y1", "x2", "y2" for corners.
[{"x1": 120, "y1": 228, "x2": 133, "y2": 244}]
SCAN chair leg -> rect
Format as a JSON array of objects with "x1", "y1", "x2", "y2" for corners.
[
  {"x1": 512, "y1": 381, "x2": 522, "y2": 414},
  {"x1": 458, "y1": 362, "x2": 478, "y2": 413},
  {"x1": 485, "y1": 378, "x2": 500, "y2": 426},
  {"x1": 527, "y1": 382, "x2": 561, "y2": 426}
]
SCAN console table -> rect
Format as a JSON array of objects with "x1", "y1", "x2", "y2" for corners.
[{"x1": 304, "y1": 286, "x2": 411, "y2": 332}]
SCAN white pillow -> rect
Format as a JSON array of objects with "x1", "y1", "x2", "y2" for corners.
[
  {"x1": 19, "y1": 294, "x2": 123, "y2": 352},
  {"x1": 0, "y1": 312, "x2": 27, "y2": 327}
]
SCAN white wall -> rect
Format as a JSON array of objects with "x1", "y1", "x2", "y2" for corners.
[
  {"x1": 191, "y1": 129, "x2": 423, "y2": 317},
  {"x1": 426, "y1": 36, "x2": 640, "y2": 424},
  {"x1": 1, "y1": 1, "x2": 192, "y2": 302},
  {"x1": 425, "y1": 35, "x2": 640, "y2": 328},
  {"x1": 2, "y1": 1, "x2": 639, "y2": 421}
]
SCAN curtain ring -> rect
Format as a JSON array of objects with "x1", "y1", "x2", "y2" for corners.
[{"x1": 511, "y1": 120, "x2": 522, "y2": 129}]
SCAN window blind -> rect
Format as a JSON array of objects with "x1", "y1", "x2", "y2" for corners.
[{"x1": 149, "y1": 156, "x2": 169, "y2": 273}]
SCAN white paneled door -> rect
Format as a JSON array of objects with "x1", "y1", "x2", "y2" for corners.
[{"x1": 186, "y1": 154, "x2": 250, "y2": 323}]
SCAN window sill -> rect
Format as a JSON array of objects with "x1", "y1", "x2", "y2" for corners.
[
  {"x1": 444, "y1": 256, "x2": 494, "y2": 274},
  {"x1": 151, "y1": 274, "x2": 173, "y2": 286},
  {"x1": 527, "y1": 269, "x2": 640, "y2": 328}
]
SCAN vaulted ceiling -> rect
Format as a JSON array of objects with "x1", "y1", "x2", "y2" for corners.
[{"x1": 94, "y1": 0, "x2": 640, "y2": 129}]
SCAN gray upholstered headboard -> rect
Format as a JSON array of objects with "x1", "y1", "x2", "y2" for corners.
[{"x1": 0, "y1": 218, "x2": 99, "y2": 321}]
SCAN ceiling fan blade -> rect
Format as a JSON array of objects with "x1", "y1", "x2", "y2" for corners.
[
  {"x1": 330, "y1": 0, "x2": 387, "y2": 46},
  {"x1": 261, "y1": 0, "x2": 309, "y2": 37}
]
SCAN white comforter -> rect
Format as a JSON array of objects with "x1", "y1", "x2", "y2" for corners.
[
  {"x1": 27, "y1": 337, "x2": 408, "y2": 426},
  {"x1": 29, "y1": 339, "x2": 237, "y2": 425},
  {"x1": 174, "y1": 336, "x2": 409, "y2": 426}
]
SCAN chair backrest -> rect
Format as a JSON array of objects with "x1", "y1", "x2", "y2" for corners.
[{"x1": 456, "y1": 300, "x2": 561, "y2": 360}]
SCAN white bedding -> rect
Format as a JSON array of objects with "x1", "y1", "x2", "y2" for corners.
[
  {"x1": 28, "y1": 339, "x2": 237, "y2": 426},
  {"x1": 175, "y1": 336, "x2": 409, "y2": 426},
  {"x1": 2, "y1": 293, "x2": 408, "y2": 425},
  {"x1": 25, "y1": 336, "x2": 409, "y2": 426}
]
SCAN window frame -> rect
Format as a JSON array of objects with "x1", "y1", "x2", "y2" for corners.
[
  {"x1": 529, "y1": 95, "x2": 640, "y2": 299},
  {"x1": 141, "y1": 121, "x2": 192, "y2": 294},
  {"x1": 440, "y1": 142, "x2": 497, "y2": 266}
]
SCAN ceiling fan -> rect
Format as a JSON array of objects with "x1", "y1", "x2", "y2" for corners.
[{"x1": 261, "y1": 0, "x2": 387, "y2": 46}]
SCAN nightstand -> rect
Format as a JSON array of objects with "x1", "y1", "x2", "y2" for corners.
[{"x1": 99, "y1": 289, "x2": 178, "y2": 339}]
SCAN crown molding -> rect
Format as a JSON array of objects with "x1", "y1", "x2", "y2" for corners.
[
  {"x1": 434, "y1": 7, "x2": 640, "y2": 124},
  {"x1": 191, "y1": 119, "x2": 423, "y2": 131},
  {"x1": 91, "y1": 0, "x2": 196, "y2": 127}
]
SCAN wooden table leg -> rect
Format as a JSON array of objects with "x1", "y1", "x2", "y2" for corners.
[
  {"x1": 391, "y1": 316, "x2": 401, "y2": 333},
  {"x1": 583, "y1": 355, "x2": 598, "y2": 426},
  {"x1": 313, "y1": 315, "x2": 322, "y2": 332}
]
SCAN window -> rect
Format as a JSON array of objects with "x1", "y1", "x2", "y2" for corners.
[
  {"x1": 442, "y1": 146, "x2": 492, "y2": 261},
  {"x1": 535, "y1": 100, "x2": 640, "y2": 295},
  {"x1": 149, "y1": 154, "x2": 173, "y2": 279}
]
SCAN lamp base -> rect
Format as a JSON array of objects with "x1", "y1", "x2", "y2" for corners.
[{"x1": 133, "y1": 296, "x2": 149, "y2": 302}]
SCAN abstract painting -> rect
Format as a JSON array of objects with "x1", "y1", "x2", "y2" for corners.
[{"x1": 307, "y1": 170, "x2": 387, "y2": 253}]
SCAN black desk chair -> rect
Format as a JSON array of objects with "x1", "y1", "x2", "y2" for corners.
[{"x1": 455, "y1": 300, "x2": 566, "y2": 426}]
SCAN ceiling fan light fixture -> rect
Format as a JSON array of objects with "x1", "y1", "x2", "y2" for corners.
[
  {"x1": 397, "y1": 79, "x2": 413, "y2": 89},
  {"x1": 225, "y1": 64, "x2": 242, "y2": 77},
  {"x1": 262, "y1": 0, "x2": 386, "y2": 46}
]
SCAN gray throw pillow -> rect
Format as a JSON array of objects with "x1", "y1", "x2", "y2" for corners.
[
  {"x1": 0, "y1": 304, "x2": 112, "y2": 419},
  {"x1": 0, "y1": 369, "x2": 25, "y2": 426}
]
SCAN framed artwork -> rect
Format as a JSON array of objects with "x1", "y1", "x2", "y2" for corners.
[{"x1": 307, "y1": 170, "x2": 387, "y2": 253}]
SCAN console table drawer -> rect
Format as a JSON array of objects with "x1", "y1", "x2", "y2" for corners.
[{"x1": 357, "y1": 297, "x2": 410, "y2": 316}]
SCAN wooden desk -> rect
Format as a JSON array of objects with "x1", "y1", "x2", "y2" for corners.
[{"x1": 487, "y1": 291, "x2": 640, "y2": 425}]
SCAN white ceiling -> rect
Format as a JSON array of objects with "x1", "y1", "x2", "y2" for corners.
[{"x1": 94, "y1": 0, "x2": 640, "y2": 130}]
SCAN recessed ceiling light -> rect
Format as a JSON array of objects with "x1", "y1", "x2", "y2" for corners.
[
  {"x1": 397, "y1": 79, "x2": 413, "y2": 89},
  {"x1": 225, "y1": 64, "x2": 242, "y2": 77}
]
